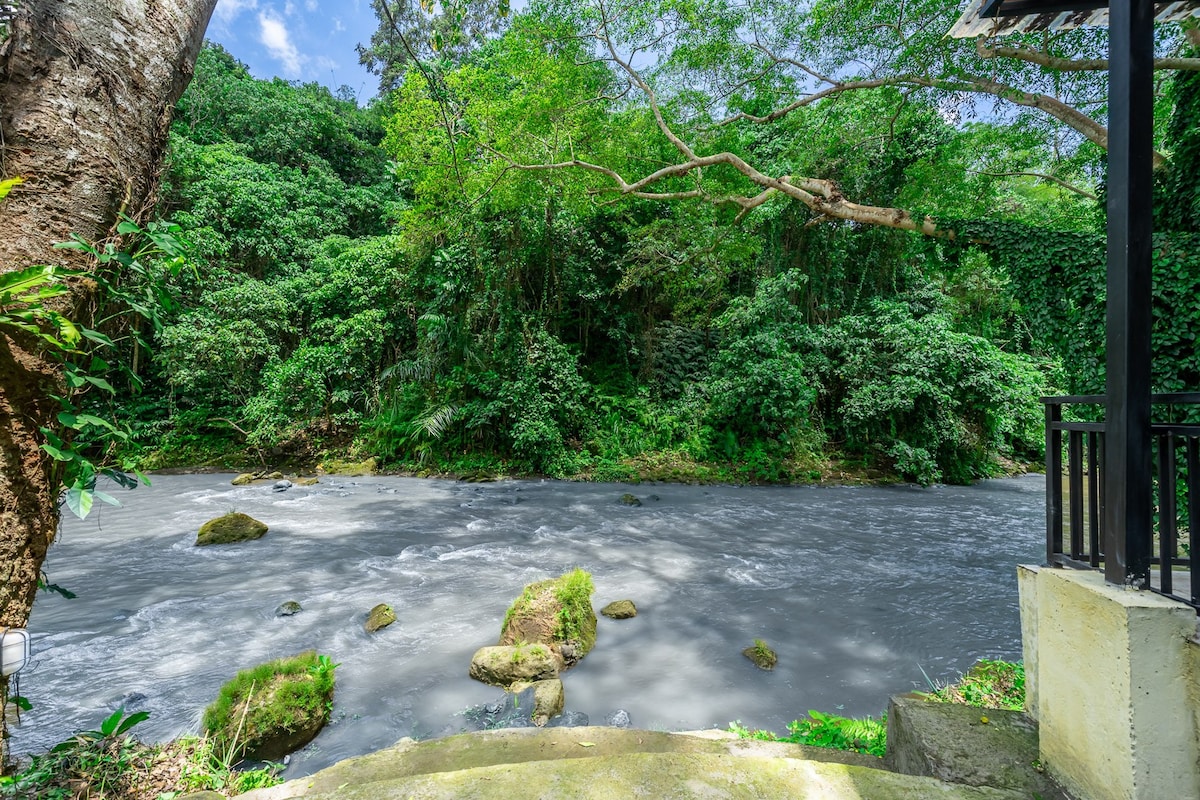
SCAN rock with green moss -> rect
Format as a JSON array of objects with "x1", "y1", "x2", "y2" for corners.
[
  {"x1": 231, "y1": 473, "x2": 256, "y2": 486},
  {"x1": 743, "y1": 639, "x2": 777, "y2": 670},
  {"x1": 365, "y1": 603, "x2": 396, "y2": 633},
  {"x1": 202, "y1": 650, "x2": 336, "y2": 761},
  {"x1": 601, "y1": 600, "x2": 637, "y2": 619},
  {"x1": 620, "y1": 493, "x2": 642, "y2": 506},
  {"x1": 294, "y1": 476, "x2": 320, "y2": 486},
  {"x1": 469, "y1": 644, "x2": 559, "y2": 687},
  {"x1": 276, "y1": 601, "x2": 303, "y2": 617},
  {"x1": 498, "y1": 568, "x2": 596, "y2": 668},
  {"x1": 320, "y1": 457, "x2": 376, "y2": 476},
  {"x1": 195, "y1": 512, "x2": 268, "y2": 546}
]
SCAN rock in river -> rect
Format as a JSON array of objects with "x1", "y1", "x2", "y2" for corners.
[
  {"x1": 365, "y1": 603, "x2": 397, "y2": 633},
  {"x1": 469, "y1": 644, "x2": 559, "y2": 687},
  {"x1": 195, "y1": 512, "x2": 268, "y2": 546},
  {"x1": 601, "y1": 600, "x2": 637, "y2": 619}
]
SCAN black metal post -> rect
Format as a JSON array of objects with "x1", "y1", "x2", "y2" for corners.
[{"x1": 1103, "y1": 0, "x2": 1155, "y2": 588}]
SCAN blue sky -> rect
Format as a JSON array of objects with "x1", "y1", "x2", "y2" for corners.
[{"x1": 207, "y1": 0, "x2": 381, "y2": 102}]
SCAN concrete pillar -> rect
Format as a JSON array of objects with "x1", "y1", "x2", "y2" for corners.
[{"x1": 1019, "y1": 566, "x2": 1200, "y2": 800}]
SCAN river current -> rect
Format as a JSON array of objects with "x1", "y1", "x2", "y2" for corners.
[{"x1": 11, "y1": 473, "x2": 1044, "y2": 777}]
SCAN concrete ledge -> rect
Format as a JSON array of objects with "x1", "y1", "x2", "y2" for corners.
[{"x1": 261, "y1": 752, "x2": 1030, "y2": 800}]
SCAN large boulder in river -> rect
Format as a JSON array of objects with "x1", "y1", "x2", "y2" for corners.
[
  {"x1": 202, "y1": 650, "x2": 336, "y2": 761},
  {"x1": 469, "y1": 644, "x2": 559, "y2": 687},
  {"x1": 195, "y1": 512, "x2": 267, "y2": 546},
  {"x1": 230, "y1": 473, "x2": 256, "y2": 486},
  {"x1": 499, "y1": 568, "x2": 597, "y2": 668}
]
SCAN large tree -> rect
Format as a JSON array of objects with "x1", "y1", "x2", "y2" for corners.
[
  {"x1": 465, "y1": 0, "x2": 1198, "y2": 233},
  {"x1": 0, "y1": 0, "x2": 216, "y2": 766}
]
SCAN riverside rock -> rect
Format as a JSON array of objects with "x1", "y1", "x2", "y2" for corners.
[
  {"x1": 620, "y1": 493, "x2": 642, "y2": 506},
  {"x1": 365, "y1": 603, "x2": 397, "y2": 633},
  {"x1": 469, "y1": 644, "x2": 559, "y2": 687},
  {"x1": 601, "y1": 600, "x2": 637, "y2": 619},
  {"x1": 231, "y1": 473, "x2": 255, "y2": 486},
  {"x1": 202, "y1": 650, "x2": 334, "y2": 761},
  {"x1": 195, "y1": 512, "x2": 267, "y2": 546}
]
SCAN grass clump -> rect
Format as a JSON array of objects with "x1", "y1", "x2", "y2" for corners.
[
  {"x1": 202, "y1": 650, "x2": 337, "y2": 761},
  {"x1": 929, "y1": 659, "x2": 1025, "y2": 711},
  {"x1": 730, "y1": 709, "x2": 887, "y2": 758},
  {"x1": 743, "y1": 638, "x2": 777, "y2": 670},
  {"x1": 0, "y1": 710, "x2": 281, "y2": 799}
]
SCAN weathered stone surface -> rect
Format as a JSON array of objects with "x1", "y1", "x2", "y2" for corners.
[
  {"x1": 885, "y1": 694, "x2": 1068, "y2": 799},
  {"x1": 294, "y1": 476, "x2": 320, "y2": 486},
  {"x1": 365, "y1": 603, "x2": 397, "y2": 633},
  {"x1": 233, "y1": 728, "x2": 1024, "y2": 800},
  {"x1": 601, "y1": 600, "x2": 637, "y2": 619},
  {"x1": 469, "y1": 644, "x2": 558, "y2": 687},
  {"x1": 273, "y1": 480, "x2": 293, "y2": 492},
  {"x1": 276, "y1": 601, "x2": 303, "y2": 617},
  {"x1": 620, "y1": 493, "x2": 642, "y2": 506},
  {"x1": 742, "y1": 640, "x2": 777, "y2": 670},
  {"x1": 267, "y1": 471, "x2": 285, "y2": 479},
  {"x1": 231, "y1": 473, "x2": 256, "y2": 486},
  {"x1": 196, "y1": 512, "x2": 268, "y2": 546},
  {"x1": 530, "y1": 679, "x2": 564, "y2": 726}
]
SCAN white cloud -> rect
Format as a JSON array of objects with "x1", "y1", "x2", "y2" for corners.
[
  {"x1": 214, "y1": 0, "x2": 258, "y2": 25},
  {"x1": 284, "y1": 1, "x2": 297, "y2": 15},
  {"x1": 306, "y1": 0, "x2": 318, "y2": 10},
  {"x1": 258, "y1": 11, "x2": 303, "y2": 76},
  {"x1": 333, "y1": 17, "x2": 345, "y2": 32}
]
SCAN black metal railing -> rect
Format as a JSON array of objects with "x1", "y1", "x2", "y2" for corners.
[{"x1": 1043, "y1": 393, "x2": 1200, "y2": 611}]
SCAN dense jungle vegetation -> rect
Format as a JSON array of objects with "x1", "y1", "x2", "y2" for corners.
[{"x1": 83, "y1": 7, "x2": 1200, "y2": 487}]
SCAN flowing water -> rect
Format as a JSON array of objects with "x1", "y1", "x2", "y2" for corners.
[{"x1": 11, "y1": 473, "x2": 1044, "y2": 777}]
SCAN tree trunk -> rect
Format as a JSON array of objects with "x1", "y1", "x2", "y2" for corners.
[{"x1": 0, "y1": 0, "x2": 216, "y2": 769}]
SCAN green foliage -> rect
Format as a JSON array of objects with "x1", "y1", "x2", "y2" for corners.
[
  {"x1": 730, "y1": 709, "x2": 888, "y2": 757},
  {"x1": 929, "y1": 659, "x2": 1025, "y2": 711},
  {"x1": 553, "y1": 567, "x2": 596, "y2": 647},
  {"x1": 201, "y1": 651, "x2": 336, "y2": 761}
]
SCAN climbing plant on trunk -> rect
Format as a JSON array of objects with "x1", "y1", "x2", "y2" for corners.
[{"x1": 0, "y1": 0, "x2": 217, "y2": 769}]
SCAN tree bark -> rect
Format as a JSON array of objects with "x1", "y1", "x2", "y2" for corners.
[{"x1": 0, "y1": 0, "x2": 216, "y2": 769}]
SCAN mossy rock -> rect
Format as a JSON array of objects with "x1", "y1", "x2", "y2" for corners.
[
  {"x1": 601, "y1": 600, "x2": 637, "y2": 619},
  {"x1": 294, "y1": 476, "x2": 320, "y2": 486},
  {"x1": 499, "y1": 568, "x2": 596, "y2": 668},
  {"x1": 365, "y1": 603, "x2": 397, "y2": 633},
  {"x1": 275, "y1": 601, "x2": 303, "y2": 617},
  {"x1": 619, "y1": 493, "x2": 642, "y2": 506},
  {"x1": 530, "y1": 678, "x2": 564, "y2": 726},
  {"x1": 202, "y1": 650, "x2": 336, "y2": 761},
  {"x1": 743, "y1": 640, "x2": 778, "y2": 670},
  {"x1": 320, "y1": 457, "x2": 377, "y2": 476},
  {"x1": 231, "y1": 473, "x2": 256, "y2": 486},
  {"x1": 469, "y1": 644, "x2": 559, "y2": 687},
  {"x1": 195, "y1": 512, "x2": 268, "y2": 546}
]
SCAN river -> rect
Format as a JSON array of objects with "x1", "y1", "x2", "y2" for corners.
[{"x1": 11, "y1": 473, "x2": 1044, "y2": 777}]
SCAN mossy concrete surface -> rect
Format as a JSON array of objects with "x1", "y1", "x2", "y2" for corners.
[
  {"x1": 239, "y1": 750, "x2": 1026, "y2": 800},
  {"x1": 885, "y1": 694, "x2": 1069, "y2": 799},
  {"x1": 235, "y1": 726, "x2": 1033, "y2": 800}
]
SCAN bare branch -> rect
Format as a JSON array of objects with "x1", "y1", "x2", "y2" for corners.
[
  {"x1": 969, "y1": 169, "x2": 1098, "y2": 200},
  {"x1": 977, "y1": 37, "x2": 1200, "y2": 72}
]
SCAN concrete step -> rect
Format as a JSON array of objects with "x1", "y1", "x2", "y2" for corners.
[{"x1": 234, "y1": 727, "x2": 1027, "y2": 800}]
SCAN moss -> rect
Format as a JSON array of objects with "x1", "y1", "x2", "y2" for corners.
[
  {"x1": 320, "y1": 457, "x2": 376, "y2": 476},
  {"x1": 202, "y1": 650, "x2": 335, "y2": 760},
  {"x1": 500, "y1": 568, "x2": 597, "y2": 661},
  {"x1": 195, "y1": 512, "x2": 268, "y2": 546},
  {"x1": 743, "y1": 638, "x2": 777, "y2": 670}
]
